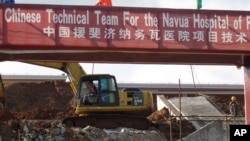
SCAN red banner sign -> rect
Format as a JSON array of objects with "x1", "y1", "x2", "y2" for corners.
[{"x1": 1, "y1": 4, "x2": 250, "y2": 52}]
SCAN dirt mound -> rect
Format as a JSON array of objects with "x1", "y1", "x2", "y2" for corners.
[
  {"x1": 0, "y1": 110, "x2": 15, "y2": 121},
  {"x1": 147, "y1": 107, "x2": 196, "y2": 140},
  {"x1": 3, "y1": 81, "x2": 75, "y2": 120}
]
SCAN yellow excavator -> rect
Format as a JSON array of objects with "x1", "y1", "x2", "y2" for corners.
[
  {"x1": 0, "y1": 1, "x2": 154, "y2": 129},
  {"x1": 24, "y1": 62, "x2": 154, "y2": 129}
]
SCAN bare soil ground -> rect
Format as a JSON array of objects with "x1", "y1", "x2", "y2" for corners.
[{"x1": 0, "y1": 80, "x2": 244, "y2": 140}]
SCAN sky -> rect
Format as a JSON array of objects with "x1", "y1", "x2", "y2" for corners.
[{"x1": 0, "y1": 0, "x2": 248, "y2": 84}]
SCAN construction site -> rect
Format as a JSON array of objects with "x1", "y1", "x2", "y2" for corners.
[
  {"x1": 0, "y1": 0, "x2": 250, "y2": 141},
  {"x1": 0, "y1": 76, "x2": 245, "y2": 141}
]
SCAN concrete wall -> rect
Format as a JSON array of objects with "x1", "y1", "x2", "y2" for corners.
[
  {"x1": 156, "y1": 95, "x2": 225, "y2": 141},
  {"x1": 180, "y1": 120, "x2": 224, "y2": 141},
  {"x1": 157, "y1": 95, "x2": 167, "y2": 111}
]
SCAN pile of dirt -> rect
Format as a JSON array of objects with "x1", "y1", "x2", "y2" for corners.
[
  {"x1": 147, "y1": 107, "x2": 196, "y2": 140},
  {"x1": 4, "y1": 81, "x2": 76, "y2": 120}
]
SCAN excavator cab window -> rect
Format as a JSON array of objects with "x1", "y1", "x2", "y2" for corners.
[
  {"x1": 99, "y1": 77, "x2": 119, "y2": 105},
  {"x1": 79, "y1": 81, "x2": 99, "y2": 105},
  {"x1": 78, "y1": 75, "x2": 119, "y2": 106}
]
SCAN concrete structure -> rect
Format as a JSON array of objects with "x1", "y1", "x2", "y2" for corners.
[
  {"x1": 1, "y1": 75, "x2": 67, "y2": 83},
  {"x1": 180, "y1": 121, "x2": 223, "y2": 141},
  {"x1": 157, "y1": 95, "x2": 245, "y2": 141},
  {"x1": 157, "y1": 95, "x2": 226, "y2": 128}
]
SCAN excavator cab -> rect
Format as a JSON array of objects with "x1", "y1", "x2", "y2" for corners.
[{"x1": 76, "y1": 74, "x2": 119, "y2": 106}]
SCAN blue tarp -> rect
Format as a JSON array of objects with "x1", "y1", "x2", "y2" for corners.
[{"x1": 0, "y1": 0, "x2": 15, "y2": 4}]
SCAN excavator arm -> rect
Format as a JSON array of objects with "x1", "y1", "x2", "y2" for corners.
[{"x1": 23, "y1": 62, "x2": 86, "y2": 96}]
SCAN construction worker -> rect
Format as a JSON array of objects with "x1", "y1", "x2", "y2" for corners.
[
  {"x1": 88, "y1": 81, "x2": 98, "y2": 95},
  {"x1": 83, "y1": 81, "x2": 98, "y2": 105},
  {"x1": 229, "y1": 96, "x2": 241, "y2": 116}
]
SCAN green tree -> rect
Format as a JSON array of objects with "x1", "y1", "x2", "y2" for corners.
[{"x1": 197, "y1": 0, "x2": 202, "y2": 9}]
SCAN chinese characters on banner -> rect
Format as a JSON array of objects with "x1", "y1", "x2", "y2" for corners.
[{"x1": 2, "y1": 5, "x2": 250, "y2": 50}]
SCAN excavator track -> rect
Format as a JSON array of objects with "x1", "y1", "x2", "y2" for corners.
[{"x1": 62, "y1": 114, "x2": 154, "y2": 130}]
